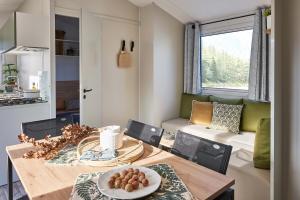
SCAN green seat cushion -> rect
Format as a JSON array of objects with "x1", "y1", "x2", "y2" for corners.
[
  {"x1": 209, "y1": 96, "x2": 243, "y2": 105},
  {"x1": 241, "y1": 100, "x2": 271, "y2": 132},
  {"x1": 180, "y1": 93, "x2": 209, "y2": 119},
  {"x1": 253, "y1": 118, "x2": 270, "y2": 169}
]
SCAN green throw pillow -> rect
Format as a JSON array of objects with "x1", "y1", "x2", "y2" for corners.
[
  {"x1": 241, "y1": 100, "x2": 271, "y2": 132},
  {"x1": 253, "y1": 118, "x2": 270, "y2": 169},
  {"x1": 180, "y1": 93, "x2": 209, "y2": 119},
  {"x1": 209, "y1": 96, "x2": 243, "y2": 105}
]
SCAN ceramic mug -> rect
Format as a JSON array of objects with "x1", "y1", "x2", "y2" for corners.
[{"x1": 100, "y1": 125, "x2": 123, "y2": 150}]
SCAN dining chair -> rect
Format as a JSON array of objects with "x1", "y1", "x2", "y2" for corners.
[
  {"x1": 126, "y1": 119, "x2": 164, "y2": 147},
  {"x1": 171, "y1": 131, "x2": 234, "y2": 200},
  {"x1": 21, "y1": 116, "x2": 74, "y2": 140}
]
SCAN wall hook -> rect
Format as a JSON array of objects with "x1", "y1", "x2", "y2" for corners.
[{"x1": 130, "y1": 41, "x2": 134, "y2": 52}]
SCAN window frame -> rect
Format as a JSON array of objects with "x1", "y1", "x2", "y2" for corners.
[{"x1": 200, "y1": 15, "x2": 254, "y2": 97}]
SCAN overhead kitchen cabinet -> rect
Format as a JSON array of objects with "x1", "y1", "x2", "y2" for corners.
[{"x1": 0, "y1": 12, "x2": 49, "y2": 54}]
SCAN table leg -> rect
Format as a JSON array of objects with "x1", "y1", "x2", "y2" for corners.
[{"x1": 7, "y1": 156, "x2": 13, "y2": 200}]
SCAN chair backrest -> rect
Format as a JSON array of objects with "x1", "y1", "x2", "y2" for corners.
[
  {"x1": 22, "y1": 116, "x2": 73, "y2": 140},
  {"x1": 126, "y1": 119, "x2": 164, "y2": 147},
  {"x1": 171, "y1": 131, "x2": 232, "y2": 175}
]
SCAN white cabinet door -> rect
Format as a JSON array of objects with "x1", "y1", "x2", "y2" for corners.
[{"x1": 80, "y1": 10, "x2": 102, "y2": 127}]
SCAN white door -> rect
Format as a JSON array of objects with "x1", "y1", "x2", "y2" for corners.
[
  {"x1": 80, "y1": 10, "x2": 102, "y2": 127},
  {"x1": 99, "y1": 18, "x2": 139, "y2": 128},
  {"x1": 80, "y1": 11, "x2": 139, "y2": 128}
]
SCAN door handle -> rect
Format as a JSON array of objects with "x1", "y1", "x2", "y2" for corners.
[{"x1": 83, "y1": 89, "x2": 93, "y2": 93}]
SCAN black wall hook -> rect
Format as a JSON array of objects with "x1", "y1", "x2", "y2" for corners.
[
  {"x1": 130, "y1": 41, "x2": 134, "y2": 52},
  {"x1": 121, "y1": 40, "x2": 126, "y2": 51}
]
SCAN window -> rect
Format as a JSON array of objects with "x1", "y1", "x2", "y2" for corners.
[{"x1": 201, "y1": 29, "x2": 253, "y2": 91}]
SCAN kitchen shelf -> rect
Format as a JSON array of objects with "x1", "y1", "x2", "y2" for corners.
[
  {"x1": 55, "y1": 39, "x2": 79, "y2": 43},
  {"x1": 56, "y1": 55, "x2": 79, "y2": 57}
]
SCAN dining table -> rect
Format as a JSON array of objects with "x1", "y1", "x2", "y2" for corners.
[{"x1": 6, "y1": 136, "x2": 235, "y2": 200}]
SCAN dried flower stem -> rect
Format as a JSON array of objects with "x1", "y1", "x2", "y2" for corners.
[{"x1": 18, "y1": 124, "x2": 96, "y2": 160}]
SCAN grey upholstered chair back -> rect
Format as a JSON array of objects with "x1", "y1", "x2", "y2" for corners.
[
  {"x1": 22, "y1": 117, "x2": 73, "y2": 140},
  {"x1": 171, "y1": 131, "x2": 232, "y2": 175},
  {"x1": 126, "y1": 119, "x2": 164, "y2": 147}
]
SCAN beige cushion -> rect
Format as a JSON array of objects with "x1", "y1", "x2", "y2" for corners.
[
  {"x1": 161, "y1": 118, "x2": 255, "y2": 152},
  {"x1": 190, "y1": 100, "x2": 213, "y2": 126}
]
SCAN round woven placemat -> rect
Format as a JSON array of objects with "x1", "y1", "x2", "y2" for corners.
[{"x1": 77, "y1": 136, "x2": 144, "y2": 167}]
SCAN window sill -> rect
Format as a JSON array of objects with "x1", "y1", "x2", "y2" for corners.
[{"x1": 202, "y1": 87, "x2": 248, "y2": 98}]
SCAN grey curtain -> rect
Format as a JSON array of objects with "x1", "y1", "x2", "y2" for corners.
[
  {"x1": 184, "y1": 22, "x2": 202, "y2": 94},
  {"x1": 248, "y1": 9, "x2": 269, "y2": 101}
]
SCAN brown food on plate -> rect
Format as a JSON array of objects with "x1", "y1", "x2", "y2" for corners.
[
  {"x1": 121, "y1": 181, "x2": 127, "y2": 189},
  {"x1": 133, "y1": 169, "x2": 140, "y2": 175},
  {"x1": 128, "y1": 178, "x2": 135, "y2": 184},
  {"x1": 132, "y1": 181, "x2": 139, "y2": 190},
  {"x1": 125, "y1": 183, "x2": 134, "y2": 192},
  {"x1": 107, "y1": 168, "x2": 150, "y2": 192},
  {"x1": 113, "y1": 172, "x2": 121, "y2": 178},
  {"x1": 138, "y1": 176, "x2": 145, "y2": 182},
  {"x1": 128, "y1": 168, "x2": 134, "y2": 173},
  {"x1": 123, "y1": 177, "x2": 129, "y2": 184},
  {"x1": 142, "y1": 178, "x2": 149, "y2": 186},
  {"x1": 138, "y1": 172, "x2": 145, "y2": 177},
  {"x1": 108, "y1": 179, "x2": 115, "y2": 189},
  {"x1": 126, "y1": 172, "x2": 133, "y2": 179},
  {"x1": 120, "y1": 170, "x2": 128, "y2": 177},
  {"x1": 132, "y1": 174, "x2": 139, "y2": 180},
  {"x1": 114, "y1": 179, "x2": 122, "y2": 188}
]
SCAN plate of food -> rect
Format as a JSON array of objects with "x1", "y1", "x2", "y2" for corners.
[{"x1": 97, "y1": 165, "x2": 161, "y2": 199}]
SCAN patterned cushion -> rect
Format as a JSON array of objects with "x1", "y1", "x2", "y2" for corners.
[{"x1": 210, "y1": 103, "x2": 244, "y2": 134}]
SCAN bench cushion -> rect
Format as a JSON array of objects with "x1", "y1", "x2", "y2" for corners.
[
  {"x1": 161, "y1": 118, "x2": 255, "y2": 152},
  {"x1": 254, "y1": 118, "x2": 270, "y2": 169},
  {"x1": 241, "y1": 100, "x2": 271, "y2": 132},
  {"x1": 209, "y1": 95, "x2": 243, "y2": 105}
]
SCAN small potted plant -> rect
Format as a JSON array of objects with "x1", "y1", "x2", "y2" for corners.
[
  {"x1": 2, "y1": 64, "x2": 18, "y2": 93},
  {"x1": 263, "y1": 8, "x2": 271, "y2": 30}
]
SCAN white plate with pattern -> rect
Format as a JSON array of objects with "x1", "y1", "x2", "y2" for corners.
[{"x1": 97, "y1": 165, "x2": 161, "y2": 199}]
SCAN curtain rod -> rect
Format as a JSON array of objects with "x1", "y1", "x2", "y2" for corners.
[{"x1": 192, "y1": 13, "x2": 255, "y2": 28}]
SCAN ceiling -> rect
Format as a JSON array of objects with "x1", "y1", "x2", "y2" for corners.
[
  {"x1": 0, "y1": 0, "x2": 24, "y2": 26},
  {"x1": 0, "y1": 0, "x2": 24, "y2": 12},
  {"x1": 129, "y1": 0, "x2": 271, "y2": 23}
]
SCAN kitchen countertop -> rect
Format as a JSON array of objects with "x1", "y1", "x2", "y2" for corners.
[{"x1": 0, "y1": 101, "x2": 49, "y2": 110}]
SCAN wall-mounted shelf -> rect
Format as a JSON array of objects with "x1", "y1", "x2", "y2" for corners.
[
  {"x1": 55, "y1": 39, "x2": 79, "y2": 43},
  {"x1": 56, "y1": 55, "x2": 79, "y2": 57}
]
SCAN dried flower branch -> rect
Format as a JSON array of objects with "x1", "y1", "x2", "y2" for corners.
[{"x1": 18, "y1": 124, "x2": 96, "y2": 160}]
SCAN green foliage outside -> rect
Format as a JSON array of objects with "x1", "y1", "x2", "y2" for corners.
[{"x1": 202, "y1": 46, "x2": 250, "y2": 90}]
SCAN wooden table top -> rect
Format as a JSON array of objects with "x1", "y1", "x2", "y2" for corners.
[{"x1": 6, "y1": 139, "x2": 234, "y2": 200}]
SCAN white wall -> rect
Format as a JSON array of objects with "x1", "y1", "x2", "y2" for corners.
[
  {"x1": 140, "y1": 3, "x2": 184, "y2": 126},
  {"x1": 140, "y1": 5, "x2": 155, "y2": 124},
  {"x1": 0, "y1": 12, "x2": 11, "y2": 28},
  {"x1": 280, "y1": 0, "x2": 300, "y2": 198}
]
